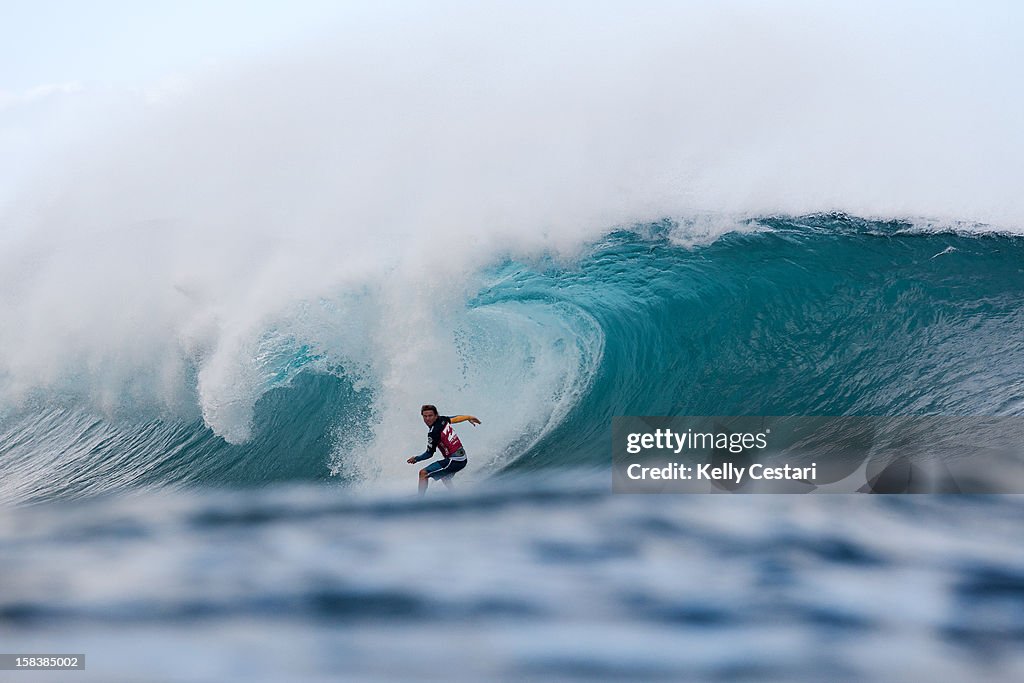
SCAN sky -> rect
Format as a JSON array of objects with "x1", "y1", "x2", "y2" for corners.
[
  {"x1": 2, "y1": 0, "x2": 1024, "y2": 214},
  {"x1": 0, "y1": 0, "x2": 356, "y2": 202},
  {"x1": 0, "y1": 0, "x2": 350, "y2": 89}
]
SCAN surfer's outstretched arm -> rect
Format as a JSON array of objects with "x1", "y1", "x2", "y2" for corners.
[
  {"x1": 450, "y1": 415, "x2": 481, "y2": 426},
  {"x1": 406, "y1": 450, "x2": 433, "y2": 464}
]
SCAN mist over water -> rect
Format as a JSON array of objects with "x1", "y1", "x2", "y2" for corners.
[{"x1": 1, "y1": 1, "x2": 1022, "y2": 487}]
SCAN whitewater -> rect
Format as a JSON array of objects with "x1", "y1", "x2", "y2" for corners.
[{"x1": 2, "y1": 3, "x2": 1024, "y2": 680}]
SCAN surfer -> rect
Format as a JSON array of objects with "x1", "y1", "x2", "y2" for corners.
[{"x1": 406, "y1": 404, "x2": 480, "y2": 495}]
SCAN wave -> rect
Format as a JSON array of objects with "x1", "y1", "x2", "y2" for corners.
[
  {"x1": 3, "y1": 3, "x2": 1023, "y2": 502},
  {"x1": 2, "y1": 216, "x2": 1023, "y2": 502}
]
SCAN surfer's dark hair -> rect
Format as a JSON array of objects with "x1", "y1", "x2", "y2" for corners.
[{"x1": 420, "y1": 404, "x2": 438, "y2": 415}]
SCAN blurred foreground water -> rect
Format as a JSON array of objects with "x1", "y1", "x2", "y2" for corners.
[{"x1": 2, "y1": 472, "x2": 1023, "y2": 682}]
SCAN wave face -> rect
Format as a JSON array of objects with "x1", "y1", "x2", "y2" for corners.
[
  {"x1": 508, "y1": 215, "x2": 1024, "y2": 468},
  {"x1": 2, "y1": 215, "x2": 1023, "y2": 502}
]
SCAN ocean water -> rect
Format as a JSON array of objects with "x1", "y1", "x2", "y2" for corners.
[
  {"x1": 2, "y1": 477, "x2": 1023, "y2": 682},
  {"x1": 2, "y1": 217, "x2": 1024, "y2": 681}
]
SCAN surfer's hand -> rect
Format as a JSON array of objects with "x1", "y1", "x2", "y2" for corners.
[
  {"x1": 406, "y1": 457, "x2": 417, "y2": 464},
  {"x1": 468, "y1": 417, "x2": 481, "y2": 426}
]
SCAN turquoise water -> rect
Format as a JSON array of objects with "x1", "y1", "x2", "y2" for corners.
[{"x1": 2, "y1": 215, "x2": 1022, "y2": 497}]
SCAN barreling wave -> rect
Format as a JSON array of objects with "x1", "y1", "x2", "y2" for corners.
[{"x1": 2, "y1": 214, "x2": 1023, "y2": 503}]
